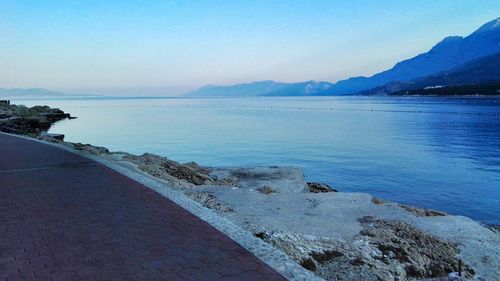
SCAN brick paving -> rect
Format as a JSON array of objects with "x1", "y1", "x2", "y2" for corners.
[{"x1": 0, "y1": 133, "x2": 286, "y2": 281}]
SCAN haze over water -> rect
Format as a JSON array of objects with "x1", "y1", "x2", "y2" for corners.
[{"x1": 16, "y1": 96, "x2": 500, "y2": 225}]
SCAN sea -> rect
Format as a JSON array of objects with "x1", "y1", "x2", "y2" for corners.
[{"x1": 12, "y1": 96, "x2": 500, "y2": 225}]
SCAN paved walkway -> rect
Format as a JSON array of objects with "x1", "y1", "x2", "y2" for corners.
[{"x1": 0, "y1": 133, "x2": 286, "y2": 281}]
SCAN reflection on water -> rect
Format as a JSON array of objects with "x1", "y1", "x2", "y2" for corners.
[{"x1": 15, "y1": 96, "x2": 500, "y2": 224}]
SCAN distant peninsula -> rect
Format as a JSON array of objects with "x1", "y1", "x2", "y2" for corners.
[
  {"x1": 0, "y1": 88, "x2": 96, "y2": 98},
  {"x1": 0, "y1": 88, "x2": 68, "y2": 98}
]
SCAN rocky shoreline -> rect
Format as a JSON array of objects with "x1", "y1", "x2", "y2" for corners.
[
  {"x1": 0, "y1": 100, "x2": 73, "y2": 135},
  {"x1": 1, "y1": 101, "x2": 498, "y2": 281}
]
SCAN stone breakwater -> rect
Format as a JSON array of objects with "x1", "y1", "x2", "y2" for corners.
[{"x1": 2, "y1": 102, "x2": 498, "y2": 281}]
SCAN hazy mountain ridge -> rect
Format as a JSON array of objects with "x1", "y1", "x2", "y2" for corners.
[
  {"x1": 0, "y1": 88, "x2": 67, "y2": 97},
  {"x1": 360, "y1": 52, "x2": 500, "y2": 95},
  {"x1": 189, "y1": 80, "x2": 334, "y2": 97},
  {"x1": 190, "y1": 18, "x2": 500, "y2": 97},
  {"x1": 0, "y1": 88, "x2": 98, "y2": 98}
]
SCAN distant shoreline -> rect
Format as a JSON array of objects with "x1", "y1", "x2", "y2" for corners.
[{"x1": 3, "y1": 94, "x2": 500, "y2": 100}]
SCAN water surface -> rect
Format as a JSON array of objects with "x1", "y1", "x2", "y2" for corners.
[{"x1": 15, "y1": 96, "x2": 500, "y2": 224}]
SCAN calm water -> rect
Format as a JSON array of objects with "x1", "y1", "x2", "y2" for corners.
[{"x1": 14, "y1": 96, "x2": 500, "y2": 224}]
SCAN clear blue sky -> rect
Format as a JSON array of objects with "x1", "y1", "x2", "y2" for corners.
[{"x1": 0, "y1": 0, "x2": 498, "y2": 95}]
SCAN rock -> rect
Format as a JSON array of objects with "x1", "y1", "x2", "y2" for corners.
[
  {"x1": 256, "y1": 231, "x2": 345, "y2": 269},
  {"x1": 447, "y1": 272, "x2": 470, "y2": 281},
  {"x1": 160, "y1": 160, "x2": 212, "y2": 185},
  {"x1": 255, "y1": 218, "x2": 475, "y2": 281},
  {"x1": 185, "y1": 191, "x2": 232, "y2": 212},
  {"x1": 183, "y1": 161, "x2": 211, "y2": 174},
  {"x1": 71, "y1": 143, "x2": 110, "y2": 155},
  {"x1": 371, "y1": 197, "x2": 388, "y2": 205},
  {"x1": 0, "y1": 103, "x2": 71, "y2": 135},
  {"x1": 387, "y1": 251, "x2": 396, "y2": 259},
  {"x1": 486, "y1": 224, "x2": 500, "y2": 232},
  {"x1": 37, "y1": 134, "x2": 63, "y2": 144},
  {"x1": 257, "y1": 186, "x2": 277, "y2": 194},
  {"x1": 39, "y1": 112, "x2": 71, "y2": 119},
  {"x1": 400, "y1": 205, "x2": 447, "y2": 217},
  {"x1": 40, "y1": 132, "x2": 65, "y2": 141},
  {"x1": 307, "y1": 182, "x2": 337, "y2": 193},
  {"x1": 215, "y1": 175, "x2": 239, "y2": 187},
  {"x1": 124, "y1": 153, "x2": 214, "y2": 185},
  {"x1": 257, "y1": 231, "x2": 398, "y2": 281},
  {"x1": 393, "y1": 264, "x2": 405, "y2": 277},
  {"x1": 358, "y1": 216, "x2": 475, "y2": 279}
]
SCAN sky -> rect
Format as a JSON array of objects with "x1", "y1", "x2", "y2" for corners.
[{"x1": 0, "y1": 1, "x2": 499, "y2": 95}]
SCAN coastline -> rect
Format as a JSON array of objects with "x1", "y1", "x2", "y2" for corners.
[{"x1": 1, "y1": 102, "x2": 498, "y2": 281}]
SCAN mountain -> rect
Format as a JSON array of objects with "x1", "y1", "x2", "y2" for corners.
[
  {"x1": 0, "y1": 88, "x2": 67, "y2": 97},
  {"x1": 0, "y1": 88, "x2": 96, "y2": 98},
  {"x1": 188, "y1": 80, "x2": 334, "y2": 97},
  {"x1": 331, "y1": 17, "x2": 500, "y2": 95},
  {"x1": 360, "y1": 53, "x2": 500, "y2": 95},
  {"x1": 189, "y1": 18, "x2": 500, "y2": 97}
]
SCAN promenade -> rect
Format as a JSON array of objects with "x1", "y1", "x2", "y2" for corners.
[{"x1": 0, "y1": 133, "x2": 285, "y2": 281}]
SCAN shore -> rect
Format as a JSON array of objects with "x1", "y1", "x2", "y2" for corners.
[{"x1": 1, "y1": 101, "x2": 498, "y2": 281}]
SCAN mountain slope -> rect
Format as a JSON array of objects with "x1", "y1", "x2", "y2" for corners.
[
  {"x1": 361, "y1": 53, "x2": 500, "y2": 95},
  {"x1": 188, "y1": 80, "x2": 334, "y2": 97},
  {"x1": 331, "y1": 17, "x2": 500, "y2": 95},
  {"x1": 189, "y1": 18, "x2": 500, "y2": 97}
]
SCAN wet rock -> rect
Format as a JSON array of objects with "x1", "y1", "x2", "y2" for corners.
[{"x1": 307, "y1": 182, "x2": 337, "y2": 193}]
